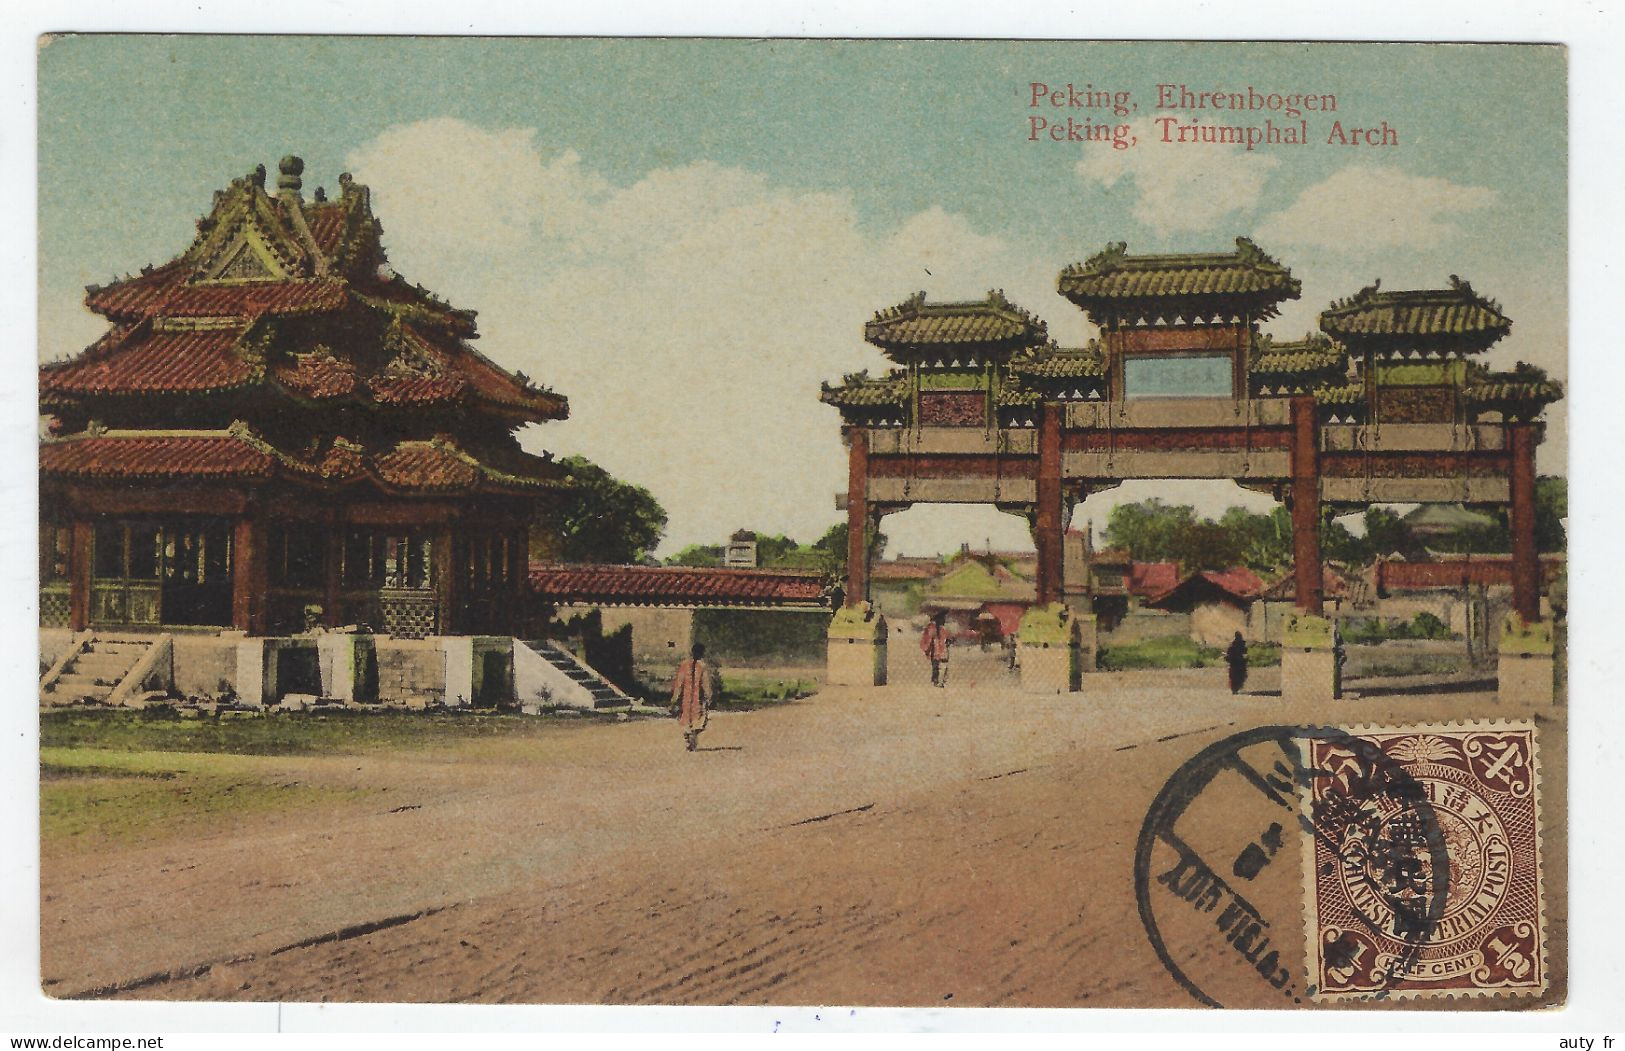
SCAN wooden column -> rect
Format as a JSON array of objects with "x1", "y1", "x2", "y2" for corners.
[
  {"x1": 1036, "y1": 401, "x2": 1064, "y2": 605},
  {"x1": 69, "y1": 518, "x2": 93, "y2": 632},
  {"x1": 1289, "y1": 396, "x2": 1323, "y2": 615},
  {"x1": 845, "y1": 427, "x2": 870, "y2": 606},
  {"x1": 231, "y1": 513, "x2": 268, "y2": 634},
  {"x1": 433, "y1": 525, "x2": 459, "y2": 635},
  {"x1": 1509, "y1": 422, "x2": 1540, "y2": 623},
  {"x1": 323, "y1": 526, "x2": 344, "y2": 628}
]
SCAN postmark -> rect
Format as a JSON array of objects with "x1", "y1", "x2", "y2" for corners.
[
  {"x1": 1303, "y1": 721, "x2": 1546, "y2": 1000},
  {"x1": 1135, "y1": 724, "x2": 1452, "y2": 1008}
]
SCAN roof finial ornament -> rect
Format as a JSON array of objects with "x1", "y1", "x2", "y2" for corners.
[
  {"x1": 313, "y1": 186, "x2": 326, "y2": 202},
  {"x1": 249, "y1": 164, "x2": 266, "y2": 189},
  {"x1": 277, "y1": 155, "x2": 304, "y2": 196}
]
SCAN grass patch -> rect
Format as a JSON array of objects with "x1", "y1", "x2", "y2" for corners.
[
  {"x1": 40, "y1": 747, "x2": 377, "y2": 851},
  {"x1": 1348, "y1": 652, "x2": 1470, "y2": 678},
  {"x1": 715, "y1": 673, "x2": 819, "y2": 710},
  {"x1": 1096, "y1": 636, "x2": 1280, "y2": 671},
  {"x1": 39, "y1": 708, "x2": 596, "y2": 758},
  {"x1": 1098, "y1": 636, "x2": 1221, "y2": 671}
]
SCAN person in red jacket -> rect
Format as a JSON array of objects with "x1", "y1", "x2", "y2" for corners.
[
  {"x1": 920, "y1": 612, "x2": 951, "y2": 687},
  {"x1": 671, "y1": 643, "x2": 715, "y2": 752}
]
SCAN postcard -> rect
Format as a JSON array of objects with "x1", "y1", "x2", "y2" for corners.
[{"x1": 32, "y1": 37, "x2": 1567, "y2": 1011}]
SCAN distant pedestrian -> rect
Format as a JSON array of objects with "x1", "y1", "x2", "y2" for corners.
[
  {"x1": 1225, "y1": 631, "x2": 1249, "y2": 695},
  {"x1": 671, "y1": 643, "x2": 714, "y2": 752},
  {"x1": 921, "y1": 612, "x2": 951, "y2": 687}
]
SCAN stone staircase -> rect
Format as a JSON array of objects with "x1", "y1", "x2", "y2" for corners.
[
  {"x1": 515, "y1": 639, "x2": 635, "y2": 711},
  {"x1": 40, "y1": 634, "x2": 166, "y2": 707}
]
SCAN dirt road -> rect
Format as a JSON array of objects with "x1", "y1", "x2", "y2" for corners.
[{"x1": 41, "y1": 658, "x2": 1564, "y2": 1008}]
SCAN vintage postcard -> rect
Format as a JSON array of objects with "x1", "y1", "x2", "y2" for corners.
[{"x1": 30, "y1": 37, "x2": 1567, "y2": 1012}]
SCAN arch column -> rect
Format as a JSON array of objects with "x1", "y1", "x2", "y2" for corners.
[
  {"x1": 1289, "y1": 396, "x2": 1323, "y2": 614},
  {"x1": 1035, "y1": 401, "x2": 1064, "y2": 605},
  {"x1": 1508, "y1": 422, "x2": 1540, "y2": 623},
  {"x1": 844, "y1": 427, "x2": 870, "y2": 606}
]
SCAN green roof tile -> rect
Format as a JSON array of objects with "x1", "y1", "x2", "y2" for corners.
[
  {"x1": 865, "y1": 289, "x2": 1047, "y2": 353},
  {"x1": 1319, "y1": 277, "x2": 1511, "y2": 349},
  {"x1": 1058, "y1": 237, "x2": 1300, "y2": 311}
]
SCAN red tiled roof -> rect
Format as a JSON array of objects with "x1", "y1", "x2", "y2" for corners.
[
  {"x1": 401, "y1": 325, "x2": 567, "y2": 418},
  {"x1": 40, "y1": 433, "x2": 278, "y2": 480},
  {"x1": 528, "y1": 564, "x2": 827, "y2": 607},
  {"x1": 372, "y1": 441, "x2": 482, "y2": 491},
  {"x1": 300, "y1": 201, "x2": 348, "y2": 254},
  {"x1": 274, "y1": 349, "x2": 358, "y2": 399},
  {"x1": 1144, "y1": 567, "x2": 1264, "y2": 610},
  {"x1": 1376, "y1": 556, "x2": 1563, "y2": 591},
  {"x1": 41, "y1": 324, "x2": 258, "y2": 398},
  {"x1": 42, "y1": 428, "x2": 564, "y2": 495},
  {"x1": 1128, "y1": 561, "x2": 1180, "y2": 598},
  {"x1": 87, "y1": 271, "x2": 349, "y2": 320},
  {"x1": 872, "y1": 560, "x2": 943, "y2": 581},
  {"x1": 1260, "y1": 564, "x2": 1356, "y2": 602}
]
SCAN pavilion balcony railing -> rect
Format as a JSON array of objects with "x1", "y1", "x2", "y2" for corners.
[
  {"x1": 39, "y1": 582, "x2": 71, "y2": 628},
  {"x1": 90, "y1": 580, "x2": 161, "y2": 628}
]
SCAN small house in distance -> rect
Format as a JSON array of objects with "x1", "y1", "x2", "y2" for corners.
[{"x1": 1141, "y1": 567, "x2": 1266, "y2": 647}]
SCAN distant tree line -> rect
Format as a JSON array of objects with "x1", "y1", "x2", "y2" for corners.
[
  {"x1": 1102, "y1": 479, "x2": 1565, "y2": 575},
  {"x1": 666, "y1": 522, "x2": 885, "y2": 578}
]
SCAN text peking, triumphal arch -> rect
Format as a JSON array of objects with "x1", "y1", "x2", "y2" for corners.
[{"x1": 819, "y1": 238, "x2": 1561, "y2": 700}]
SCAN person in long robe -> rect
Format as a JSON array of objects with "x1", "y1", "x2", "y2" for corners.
[
  {"x1": 1225, "y1": 631, "x2": 1249, "y2": 695},
  {"x1": 671, "y1": 643, "x2": 715, "y2": 752},
  {"x1": 921, "y1": 612, "x2": 951, "y2": 687}
]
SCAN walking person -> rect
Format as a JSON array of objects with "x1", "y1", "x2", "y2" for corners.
[
  {"x1": 921, "y1": 612, "x2": 951, "y2": 687},
  {"x1": 1225, "y1": 630, "x2": 1249, "y2": 695},
  {"x1": 671, "y1": 643, "x2": 714, "y2": 752}
]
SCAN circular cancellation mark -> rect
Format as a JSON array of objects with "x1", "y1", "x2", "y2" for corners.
[{"x1": 1134, "y1": 725, "x2": 1451, "y2": 1008}]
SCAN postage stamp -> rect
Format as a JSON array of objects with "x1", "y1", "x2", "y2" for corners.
[{"x1": 1302, "y1": 721, "x2": 1546, "y2": 1000}]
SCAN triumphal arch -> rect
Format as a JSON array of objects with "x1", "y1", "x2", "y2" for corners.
[{"x1": 820, "y1": 239, "x2": 1560, "y2": 699}]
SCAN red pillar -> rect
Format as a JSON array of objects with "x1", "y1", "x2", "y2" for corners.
[
  {"x1": 69, "y1": 518, "x2": 92, "y2": 631},
  {"x1": 1509, "y1": 422, "x2": 1540, "y2": 623},
  {"x1": 845, "y1": 427, "x2": 869, "y2": 606},
  {"x1": 231, "y1": 514, "x2": 268, "y2": 634},
  {"x1": 1289, "y1": 396, "x2": 1323, "y2": 615},
  {"x1": 1036, "y1": 401, "x2": 1063, "y2": 605}
]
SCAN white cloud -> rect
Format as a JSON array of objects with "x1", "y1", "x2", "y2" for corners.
[
  {"x1": 1256, "y1": 165, "x2": 1498, "y2": 252},
  {"x1": 1075, "y1": 117, "x2": 1281, "y2": 235},
  {"x1": 345, "y1": 118, "x2": 607, "y2": 273},
  {"x1": 345, "y1": 119, "x2": 1050, "y2": 555}
]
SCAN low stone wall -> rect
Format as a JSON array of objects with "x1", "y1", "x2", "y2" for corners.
[
  {"x1": 376, "y1": 637, "x2": 446, "y2": 707},
  {"x1": 1101, "y1": 609, "x2": 1190, "y2": 645},
  {"x1": 172, "y1": 635, "x2": 242, "y2": 697}
]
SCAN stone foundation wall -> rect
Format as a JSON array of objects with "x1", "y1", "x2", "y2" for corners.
[{"x1": 376, "y1": 638, "x2": 446, "y2": 706}]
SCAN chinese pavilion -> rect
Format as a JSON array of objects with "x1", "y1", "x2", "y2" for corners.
[
  {"x1": 821, "y1": 238, "x2": 1562, "y2": 654},
  {"x1": 40, "y1": 156, "x2": 570, "y2": 638}
]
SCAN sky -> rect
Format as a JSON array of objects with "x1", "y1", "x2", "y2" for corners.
[{"x1": 36, "y1": 38, "x2": 1568, "y2": 557}]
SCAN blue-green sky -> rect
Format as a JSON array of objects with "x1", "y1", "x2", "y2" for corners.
[{"x1": 38, "y1": 37, "x2": 1567, "y2": 555}]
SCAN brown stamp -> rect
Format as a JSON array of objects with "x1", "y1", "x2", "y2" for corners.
[{"x1": 1303, "y1": 720, "x2": 1546, "y2": 1000}]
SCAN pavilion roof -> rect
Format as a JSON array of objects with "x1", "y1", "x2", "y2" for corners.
[
  {"x1": 1008, "y1": 341, "x2": 1107, "y2": 379},
  {"x1": 1058, "y1": 238, "x2": 1300, "y2": 317},
  {"x1": 865, "y1": 290, "x2": 1048, "y2": 357},
  {"x1": 819, "y1": 371, "x2": 908, "y2": 408},
  {"x1": 1250, "y1": 333, "x2": 1349, "y2": 376},
  {"x1": 1319, "y1": 276, "x2": 1511, "y2": 350},
  {"x1": 40, "y1": 424, "x2": 569, "y2": 496},
  {"x1": 57, "y1": 156, "x2": 561, "y2": 422}
]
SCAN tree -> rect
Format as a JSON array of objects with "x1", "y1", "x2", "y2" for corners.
[
  {"x1": 539, "y1": 455, "x2": 667, "y2": 564},
  {"x1": 812, "y1": 521, "x2": 887, "y2": 579},
  {"x1": 1102, "y1": 499, "x2": 1198, "y2": 563},
  {"x1": 665, "y1": 544, "x2": 724, "y2": 567}
]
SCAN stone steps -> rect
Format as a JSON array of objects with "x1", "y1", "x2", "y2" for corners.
[{"x1": 40, "y1": 635, "x2": 153, "y2": 707}]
